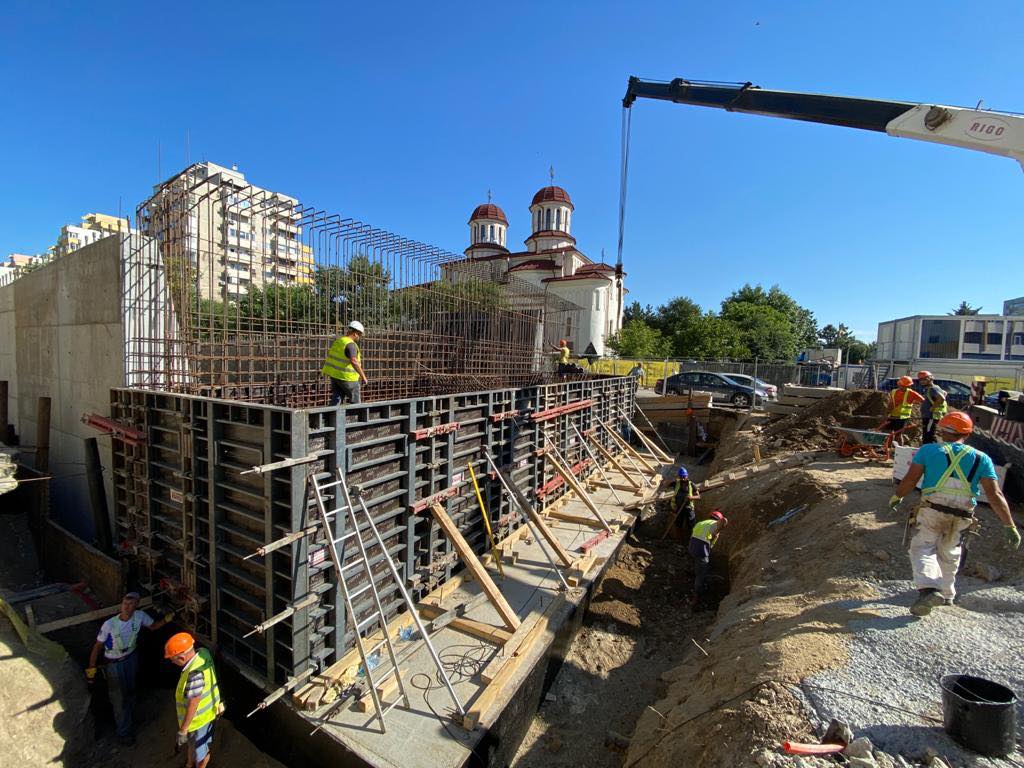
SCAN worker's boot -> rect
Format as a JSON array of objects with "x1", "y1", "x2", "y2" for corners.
[{"x1": 910, "y1": 588, "x2": 945, "y2": 617}]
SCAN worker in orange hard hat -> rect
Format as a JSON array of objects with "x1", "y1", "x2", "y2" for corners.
[
  {"x1": 914, "y1": 371, "x2": 948, "y2": 444},
  {"x1": 889, "y1": 412, "x2": 1019, "y2": 616},
  {"x1": 880, "y1": 375, "x2": 924, "y2": 438},
  {"x1": 165, "y1": 632, "x2": 224, "y2": 768}
]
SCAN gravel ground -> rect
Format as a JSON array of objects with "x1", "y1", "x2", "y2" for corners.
[{"x1": 798, "y1": 578, "x2": 1024, "y2": 768}]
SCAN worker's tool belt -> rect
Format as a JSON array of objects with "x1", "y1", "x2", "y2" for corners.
[{"x1": 921, "y1": 502, "x2": 975, "y2": 520}]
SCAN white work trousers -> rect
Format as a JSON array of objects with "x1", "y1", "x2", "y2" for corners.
[{"x1": 909, "y1": 506, "x2": 974, "y2": 599}]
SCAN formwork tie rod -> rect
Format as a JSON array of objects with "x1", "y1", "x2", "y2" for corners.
[
  {"x1": 244, "y1": 524, "x2": 320, "y2": 560},
  {"x1": 244, "y1": 593, "x2": 320, "y2": 637},
  {"x1": 246, "y1": 668, "x2": 315, "y2": 717},
  {"x1": 240, "y1": 451, "x2": 328, "y2": 475}
]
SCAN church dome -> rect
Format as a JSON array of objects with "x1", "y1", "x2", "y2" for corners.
[
  {"x1": 531, "y1": 186, "x2": 573, "y2": 209},
  {"x1": 468, "y1": 203, "x2": 508, "y2": 224}
]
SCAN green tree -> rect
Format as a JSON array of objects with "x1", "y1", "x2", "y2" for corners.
[
  {"x1": 652, "y1": 296, "x2": 701, "y2": 336},
  {"x1": 605, "y1": 319, "x2": 672, "y2": 358},
  {"x1": 719, "y1": 301, "x2": 798, "y2": 360},
  {"x1": 722, "y1": 284, "x2": 818, "y2": 349},
  {"x1": 845, "y1": 339, "x2": 870, "y2": 363},
  {"x1": 671, "y1": 313, "x2": 747, "y2": 359},
  {"x1": 623, "y1": 301, "x2": 658, "y2": 326},
  {"x1": 818, "y1": 323, "x2": 854, "y2": 348},
  {"x1": 950, "y1": 301, "x2": 982, "y2": 316}
]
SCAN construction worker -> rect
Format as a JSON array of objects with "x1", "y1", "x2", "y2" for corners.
[
  {"x1": 914, "y1": 371, "x2": 947, "y2": 444},
  {"x1": 165, "y1": 632, "x2": 224, "y2": 768},
  {"x1": 322, "y1": 320, "x2": 367, "y2": 405},
  {"x1": 86, "y1": 591, "x2": 173, "y2": 744},
  {"x1": 689, "y1": 510, "x2": 728, "y2": 609},
  {"x1": 553, "y1": 338, "x2": 572, "y2": 378},
  {"x1": 671, "y1": 467, "x2": 700, "y2": 537},
  {"x1": 880, "y1": 375, "x2": 924, "y2": 435},
  {"x1": 889, "y1": 412, "x2": 1020, "y2": 616}
]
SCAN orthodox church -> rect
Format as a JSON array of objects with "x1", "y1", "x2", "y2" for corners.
[{"x1": 450, "y1": 184, "x2": 625, "y2": 357}]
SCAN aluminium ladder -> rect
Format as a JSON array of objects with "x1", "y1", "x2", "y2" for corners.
[{"x1": 311, "y1": 469, "x2": 465, "y2": 732}]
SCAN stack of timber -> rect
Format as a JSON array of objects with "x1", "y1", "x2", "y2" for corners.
[
  {"x1": 764, "y1": 384, "x2": 845, "y2": 416},
  {"x1": 637, "y1": 391, "x2": 713, "y2": 424}
]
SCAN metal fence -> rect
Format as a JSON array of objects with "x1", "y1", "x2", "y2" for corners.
[{"x1": 590, "y1": 357, "x2": 885, "y2": 390}]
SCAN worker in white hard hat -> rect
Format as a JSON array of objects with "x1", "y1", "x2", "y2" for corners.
[{"x1": 322, "y1": 320, "x2": 368, "y2": 405}]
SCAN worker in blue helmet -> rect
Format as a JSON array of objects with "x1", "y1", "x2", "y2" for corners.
[{"x1": 671, "y1": 466, "x2": 700, "y2": 537}]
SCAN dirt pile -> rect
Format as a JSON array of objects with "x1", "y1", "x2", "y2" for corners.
[
  {"x1": 624, "y1": 429, "x2": 1024, "y2": 768},
  {"x1": 760, "y1": 389, "x2": 890, "y2": 453}
]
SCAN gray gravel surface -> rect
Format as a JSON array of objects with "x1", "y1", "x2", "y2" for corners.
[{"x1": 796, "y1": 578, "x2": 1024, "y2": 768}]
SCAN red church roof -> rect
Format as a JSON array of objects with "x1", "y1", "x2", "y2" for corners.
[
  {"x1": 468, "y1": 203, "x2": 508, "y2": 224},
  {"x1": 530, "y1": 186, "x2": 574, "y2": 209}
]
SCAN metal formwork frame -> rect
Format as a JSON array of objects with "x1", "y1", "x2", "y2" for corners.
[{"x1": 108, "y1": 375, "x2": 636, "y2": 691}]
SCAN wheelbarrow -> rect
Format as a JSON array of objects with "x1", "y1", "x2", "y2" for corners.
[{"x1": 835, "y1": 425, "x2": 896, "y2": 461}]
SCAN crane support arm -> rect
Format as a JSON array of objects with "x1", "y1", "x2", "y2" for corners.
[{"x1": 623, "y1": 77, "x2": 1024, "y2": 169}]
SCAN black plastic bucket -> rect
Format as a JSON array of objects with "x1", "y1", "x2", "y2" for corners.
[{"x1": 940, "y1": 674, "x2": 1018, "y2": 757}]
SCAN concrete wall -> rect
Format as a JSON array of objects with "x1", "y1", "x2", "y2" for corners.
[{"x1": 0, "y1": 236, "x2": 124, "y2": 539}]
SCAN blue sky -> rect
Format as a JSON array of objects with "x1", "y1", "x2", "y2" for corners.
[{"x1": 3, "y1": 2, "x2": 1022, "y2": 341}]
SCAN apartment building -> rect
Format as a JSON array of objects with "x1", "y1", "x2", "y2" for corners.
[
  {"x1": 52, "y1": 212, "x2": 130, "y2": 259},
  {"x1": 144, "y1": 161, "x2": 314, "y2": 301}
]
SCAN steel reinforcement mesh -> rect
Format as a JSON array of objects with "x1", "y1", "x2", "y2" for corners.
[
  {"x1": 123, "y1": 163, "x2": 584, "y2": 406},
  {"x1": 108, "y1": 377, "x2": 635, "y2": 689}
]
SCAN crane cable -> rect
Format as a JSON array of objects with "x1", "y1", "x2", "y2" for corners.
[{"x1": 615, "y1": 104, "x2": 633, "y2": 329}]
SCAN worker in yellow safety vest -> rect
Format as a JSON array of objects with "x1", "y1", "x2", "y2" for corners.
[
  {"x1": 689, "y1": 510, "x2": 728, "y2": 610},
  {"x1": 889, "y1": 412, "x2": 1019, "y2": 616},
  {"x1": 322, "y1": 320, "x2": 368, "y2": 405},
  {"x1": 881, "y1": 375, "x2": 924, "y2": 435},
  {"x1": 552, "y1": 338, "x2": 572, "y2": 378},
  {"x1": 914, "y1": 371, "x2": 948, "y2": 444},
  {"x1": 165, "y1": 632, "x2": 223, "y2": 768}
]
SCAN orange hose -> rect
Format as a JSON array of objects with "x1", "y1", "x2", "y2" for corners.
[{"x1": 782, "y1": 742, "x2": 845, "y2": 755}]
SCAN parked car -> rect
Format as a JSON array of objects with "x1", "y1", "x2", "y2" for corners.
[
  {"x1": 654, "y1": 370, "x2": 770, "y2": 407},
  {"x1": 878, "y1": 377, "x2": 972, "y2": 410},
  {"x1": 984, "y1": 389, "x2": 1024, "y2": 412},
  {"x1": 723, "y1": 374, "x2": 778, "y2": 400}
]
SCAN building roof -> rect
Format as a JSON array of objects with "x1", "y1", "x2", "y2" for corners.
[
  {"x1": 508, "y1": 259, "x2": 559, "y2": 273},
  {"x1": 524, "y1": 230, "x2": 576, "y2": 246},
  {"x1": 468, "y1": 203, "x2": 508, "y2": 225},
  {"x1": 531, "y1": 186, "x2": 574, "y2": 210},
  {"x1": 463, "y1": 242, "x2": 510, "y2": 256},
  {"x1": 576, "y1": 262, "x2": 615, "y2": 274},
  {"x1": 542, "y1": 273, "x2": 611, "y2": 284}
]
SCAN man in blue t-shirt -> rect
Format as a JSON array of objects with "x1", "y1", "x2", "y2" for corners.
[{"x1": 889, "y1": 412, "x2": 1019, "y2": 616}]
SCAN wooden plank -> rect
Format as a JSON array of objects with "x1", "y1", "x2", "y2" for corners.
[
  {"x1": 545, "y1": 451, "x2": 612, "y2": 532},
  {"x1": 591, "y1": 440, "x2": 643, "y2": 491},
  {"x1": 546, "y1": 509, "x2": 608, "y2": 529},
  {"x1": 496, "y1": 468, "x2": 575, "y2": 568},
  {"x1": 417, "y1": 603, "x2": 513, "y2": 645},
  {"x1": 567, "y1": 554, "x2": 597, "y2": 587},
  {"x1": 35, "y1": 597, "x2": 153, "y2": 634},
  {"x1": 603, "y1": 422, "x2": 659, "y2": 474},
  {"x1": 587, "y1": 479, "x2": 643, "y2": 494},
  {"x1": 353, "y1": 668, "x2": 404, "y2": 712},
  {"x1": 627, "y1": 420, "x2": 673, "y2": 463},
  {"x1": 474, "y1": 594, "x2": 564, "y2": 687},
  {"x1": 430, "y1": 504, "x2": 520, "y2": 631}
]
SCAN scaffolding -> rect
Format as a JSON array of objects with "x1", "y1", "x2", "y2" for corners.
[{"x1": 124, "y1": 163, "x2": 583, "y2": 406}]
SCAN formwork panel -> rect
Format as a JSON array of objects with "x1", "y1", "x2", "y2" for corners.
[{"x1": 108, "y1": 375, "x2": 636, "y2": 690}]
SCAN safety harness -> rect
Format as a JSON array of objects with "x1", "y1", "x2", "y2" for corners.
[{"x1": 921, "y1": 444, "x2": 981, "y2": 514}]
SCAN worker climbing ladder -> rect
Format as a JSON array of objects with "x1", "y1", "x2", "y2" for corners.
[{"x1": 311, "y1": 469, "x2": 465, "y2": 732}]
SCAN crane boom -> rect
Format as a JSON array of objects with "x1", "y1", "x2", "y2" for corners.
[{"x1": 623, "y1": 77, "x2": 1024, "y2": 169}]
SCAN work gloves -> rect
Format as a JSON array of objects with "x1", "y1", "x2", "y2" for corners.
[
  {"x1": 888, "y1": 495, "x2": 902, "y2": 513},
  {"x1": 85, "y1": 667, "x2": 97, "y2": 684},
  {"x1": 175, "y1": 730, "x2": 189, "y2": 750},
  {"x1": 163, "y1": 611, "x2": 175, "y2": 624},
  {"x1": 1005, "y1": 526, "x2": 1022, "y2": 551}
]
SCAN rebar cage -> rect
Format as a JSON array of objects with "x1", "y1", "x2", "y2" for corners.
[{"x1": 123, "y1": 163, "x2": 584, "y2": 406}]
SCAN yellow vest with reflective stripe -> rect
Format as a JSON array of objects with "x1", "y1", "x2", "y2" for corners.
[
  {"x1": 890, "y1": 388, "x2": 916, "y2": 419},
  {"x1": 175, "y1": 648, "x2": 223, "y2": 732},
  {"x1": 691, "y1": 519, "x2": 719, "y2": 547},
  {"x1": 322, "y1": 335, "x2": 360, "y2": 382},
  {"x1": 922, "y1": 444, "x2": 977, "y2": 511},
  {"x1": 930, "y1": 389, "x2": 948, "y2": 419}
]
